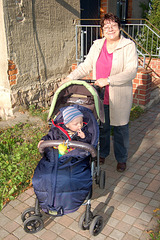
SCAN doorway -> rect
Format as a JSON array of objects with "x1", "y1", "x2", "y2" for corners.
[
  {"x1": 80, "y1": 0, "x2": 100, "y2": 25},
  {"x1": 117, "y1": 0, "x2": 128, "y2": 22}
]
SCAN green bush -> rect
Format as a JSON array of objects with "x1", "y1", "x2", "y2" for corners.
[{"x1": 0, "y1": 123, "x2": 48, "y2": 211}]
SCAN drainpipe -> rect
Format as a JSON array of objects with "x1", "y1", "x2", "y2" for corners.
[{"x1": 0, "y1": 0, "x2": 13, "y2": 120}]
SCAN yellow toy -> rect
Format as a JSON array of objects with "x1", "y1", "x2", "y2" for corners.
[{"x1": 58, "y1": 143, "x2": 68, "y2": 156}]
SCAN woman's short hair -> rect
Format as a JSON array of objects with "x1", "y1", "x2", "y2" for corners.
[{"x1": 100, "y1": 13, "x2": 121, "y2": 29}]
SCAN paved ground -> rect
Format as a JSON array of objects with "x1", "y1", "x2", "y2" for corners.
[{"x1": 0, "y1": 102, "x2": 160, "y2": 240}]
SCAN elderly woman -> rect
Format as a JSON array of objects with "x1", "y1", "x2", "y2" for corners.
[{"x1": 64, "y1": 13, "x2": 138, "y2": 172}]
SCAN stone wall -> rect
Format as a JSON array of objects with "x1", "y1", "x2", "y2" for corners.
[{"x1": 3, "y1": 0, "x2": 80, "y2": 110}]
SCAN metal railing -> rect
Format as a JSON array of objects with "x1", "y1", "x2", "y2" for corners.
[
  {"x1": 75, "y1": 19, "x2": 160, "y2": 68},
  {"x1": 121, "y1": 19, "x2": 160, "y2": 57}
]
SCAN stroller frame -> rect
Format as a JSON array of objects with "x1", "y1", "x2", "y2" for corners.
[{"x1": 21, "y1": 80, "x2": 106, "y2": 236}]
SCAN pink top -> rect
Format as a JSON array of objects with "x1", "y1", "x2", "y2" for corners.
[{"x1": 96, "y1": 40, "x2": 113, "y2": 105}]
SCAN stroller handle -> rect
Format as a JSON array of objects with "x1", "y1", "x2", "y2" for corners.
[
  {"x1": 39, "y1": 140, "x2": 97, "y2": 158},
  {"x1": 78, "y1": 79, "x2": 95, "y2": 84}
]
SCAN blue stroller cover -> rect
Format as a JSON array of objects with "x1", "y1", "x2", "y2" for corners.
[{"x1": 32, "y1": 105, "x2": 99, "y2": 216}]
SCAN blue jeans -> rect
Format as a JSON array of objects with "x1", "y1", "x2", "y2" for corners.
[{"x1": 100, "y1": 105, "x2": 129, "y2": 163}]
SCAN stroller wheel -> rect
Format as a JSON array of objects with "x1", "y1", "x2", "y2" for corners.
[
  {"x1": 89, "y1": 215, "x2": 103, "y2": 236},
  {"x1": 23, "y1": 215, "x2": 44, "y2": 234},
  {"x1": 99, "y1": 169, "x2": 106, "y2": 189},
  {"x1": 21, "y1": 207, "x2": 36, "y2": 222},
  {"x1": 79, "y1": 212, "x2": 93, "y2": 230}
]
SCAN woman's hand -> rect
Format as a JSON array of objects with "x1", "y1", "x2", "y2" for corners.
[{"x1": 94, "y1": 78, "x2": 109, "y2": 88}]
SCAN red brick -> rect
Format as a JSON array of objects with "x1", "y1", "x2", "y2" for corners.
[
  {"x1": 139, "y1": 89, "x2": 150, "y2": 95},
  {"x1": 139, "y1": 99, "x2": 149, "y2": 105},
  {"x1": 133, "y1": 99, "x2": 138, "y2": 104},
  {"x1": 139, "y1": 84, "x2": 149, "y2": 90},
  {"x1": 133, "y1": 79, "x2": 140, "y2": 84},
  {"x1": 8, "y1": 69, "x2": 18, "y2": 75},
  {"x1": 9, "y1": 75, "x2": 16, "y2": 80},
  {"x1": 8, "y1": 60, "x2": 14, "y2": 64},
  {"x1": 137, "y1": 95, "x2": 147, "y2": 100},
  {"x1": 133, "y1": 88, "x2": 139, "y2": 94},
  {"x1": 132, "y1": 83, "x2": 137, "y2": 89},
  {"x1": 10, "y1": 80, "x2": 17, "y2": 86},
  {"x1": 8, "y1": 64, "x2": 16, "y2": 70}
]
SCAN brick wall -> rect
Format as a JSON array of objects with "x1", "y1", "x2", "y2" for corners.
[
  {"x1": 71, "y1": 64, "x2": 153, "y2": 106},
  {"x1": 133, "y1": 69, "x2": 152, "y2": 105},
  {"x1": 8, "y1": 60, "x2": 18, "y2": 86},
  {"x1": 146, "y1": 58, "x2": 160, "y2": 78}
]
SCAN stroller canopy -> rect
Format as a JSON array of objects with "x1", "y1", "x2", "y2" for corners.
[{"x1": 48, "y1": 80, "x2": 105, "y2": 123}]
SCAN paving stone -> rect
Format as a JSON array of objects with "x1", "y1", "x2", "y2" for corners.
[
  {"x1": 50, "y1": 223, "x2": 66, "y2": 235},
  {"x1": 139, "y1": 212, "x2": 153, "y2": 223},
  {"x1": 90, "y1": 233, "x2": 106, "y2": 240},
  {"x1": 133, "y1": 218, "x2": 149, "y2": 231},
  {"x1": 117, "y1": 204, "x2": 130, "y2": 213},
  {"x1": 9, "y1": 199, "x2": 21, "y2": 208},
  {"x1": 14, "y1": 202, "x2": 29, "y2": 213},
  {"x1": 72, "y1": 234, "x2": 89, "y2": 240},
  {"x1": 60, "y1": 228, "x2": 77, "y2": 240},
  {"x1": 3, "y1": 221, "x2": 19, "y2": 233},
  {"x1": 128, "y1": 226, "x2": 143, "y2": 238},
  {"x1": 1, "y1": 204, "x2": 13, "y2": 214},
  {"x1": 69, "y1": 221, "x2": 81, "y2": 233},
  {"x1": 12, "y1": 226, "x2": 26, "y2": 239},
  {"x1": 122, "y1": 197, "x2": 136, "y2": 207},
  {"x1": 0, "y1": 228, "x2": 9, "y2": 239},
  {"x1": 147, "y1": 179, "x2": 160, "y2": 192},
  {"x1": 40, "y1": 229, "x2": 57, "y2": 239},
  {"x1": 122, "y1": 215, "x2": 136, "y2": 225},
  {"x1": 149, "y1": 199, "x2": 160, "y2": 208},
  {"x1": 123, "y1": 183, "x2": 135, "y2": 191},
  {"x1": 56, "y1": 215, "x2": 74, "y2": 228},
  {"x1": 101, "y1": 224, "x2": 113, "y2": 236},
  {"x1": 123, "y1": 233, "x2": 139, "y2": 240},
  {"x1": 132, "y1": 174, "x2": 143, "y2": 180},
  {"x1": 3, "y1": 208, "x2": 20, "y2": 220},
  {"x1": 111, "y1": 209, "x2": 125, "y2": 220},
  {"x1": 24, "y1": 196, "x2": 35, "y2": 207},
  {"x1": 21, "y1": 234, "x2": 38, "y2": 240},
  {"x1": 0, "y1": 214, "x2": 10, "y2": 227},
  {"x1": 25, "y1": 188, "x2": 35, "y2": 196},
  {"x1": 107, "y1": 217, "x2": 119, "y2": 228},
  {"x1": 143, "y1": 190, "x2": 154, "y2": 198},
  {"x1": 127, "y1": 207, "x2": 142, "y2": 218},
  {"x1": 17, "y1": 192, "x2": 30, "y2": 202},
  {"x1": 3, "y1": 234, "x2": 19, "y2": 240},
  {"x1": 116, "y1": 221, "x2": 132, "y2": 233},
  {"x1": 109, "y1": 229, "x2": 125, "y2": 240},
  {"x1": 132, "y1": 186, "x2": 144, "y2": 194}
]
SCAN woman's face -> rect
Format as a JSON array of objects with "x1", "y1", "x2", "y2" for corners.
[{"x1": 103, "y1": 20, "x2": 120, "y2": 41}]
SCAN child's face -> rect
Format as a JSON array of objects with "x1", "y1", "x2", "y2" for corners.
[{"x1": 65, "y1": 116, "x2": 83, "y2": 132}]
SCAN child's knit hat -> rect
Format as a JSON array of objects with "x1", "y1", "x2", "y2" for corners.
[{"x1": 63, "y1": 106, "x2": 83, "y2": 125}]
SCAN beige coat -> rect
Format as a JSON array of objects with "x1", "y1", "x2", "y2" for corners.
[{"x1": 68, "y1": 36, "x2": 138, "y2": 126}]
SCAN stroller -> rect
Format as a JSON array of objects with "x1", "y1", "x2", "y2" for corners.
[{"x1": 21, "y1": 80, "x2": 106, "y2": 236}]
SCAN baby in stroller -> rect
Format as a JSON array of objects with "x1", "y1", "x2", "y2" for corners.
[
  {"x1": 38, "y1": 106, "x2": 92, "y2": 154},
  {"x1": 22, "y1": 81, "x2": 105, "y2": 236},
  {"x1": 32, "y1": 103, "x2": 98, "y2": 216}
]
